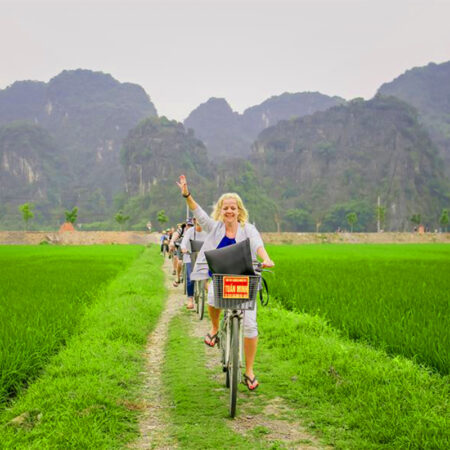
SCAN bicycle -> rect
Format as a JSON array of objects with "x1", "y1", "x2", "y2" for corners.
[
  {"x1": 183, "y1": 262, "x2": 187, "y2": 295},
  {"x1": 191, "y1": 251, "x2": 206, "y2": 320},
  {"x1": 190, "y1": 240, "x2": 206, "y2": 320},
  {"x1": 214, "y1": 269, "x2": 266, "y2": 418}
]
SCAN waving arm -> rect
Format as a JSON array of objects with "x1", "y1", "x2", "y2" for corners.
[{"x1": 176, "y1": 174, "x2": 198, "y2": 211}]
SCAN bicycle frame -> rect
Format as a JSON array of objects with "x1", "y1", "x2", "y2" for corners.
[
  {"x1": 220, "y1": 309, "x2": 244, "y2": 382},
  {"x1": 211, "y1": 271, "x2": 262, "y2": 417}
]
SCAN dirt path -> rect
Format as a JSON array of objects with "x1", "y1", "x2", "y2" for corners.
[{"x1": 131, "y1": 257, "x2": 181, "y2": 449}]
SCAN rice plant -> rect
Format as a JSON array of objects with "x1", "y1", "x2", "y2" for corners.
[
  {"x1": 0, "y1": 245, "x2": 143, "y2": 404},
  {"x1": 268, "y1": 244, "x2": 450, "y2": 374}
]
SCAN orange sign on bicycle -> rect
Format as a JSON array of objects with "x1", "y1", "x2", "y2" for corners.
[{"x1": 222, "y1": 276, "x2": 249, "y2": 299}]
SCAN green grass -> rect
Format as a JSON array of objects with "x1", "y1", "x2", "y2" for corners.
[
  {"x1": 257, "y1": 306, "x2": 450, "y2": 449},
  {"x1": 267, "y1": 244, "x2": 450, "y2": 374},
  {"x1": 0, "y1": 245, "x2": 144, "y2": 405},
  {"x1": 162, "y1": 306, "x2": 449, "y2": 448},
  {"x1": 0, "y1": 245, "x2": 166, "y2": 448},
  {"x1": 2, "y1": 243, "x2": 448, "y2": 448}
]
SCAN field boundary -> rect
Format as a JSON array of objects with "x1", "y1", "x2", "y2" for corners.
[
  {"x1": 1, "y1": 231, "x2": 449, "y2": 245},
  {"x1": 262, "y1": 231, "x2": 450, "y2": 245},
  {"x1": 0, "y1": 231, "x2": 158, "y2": 245}
]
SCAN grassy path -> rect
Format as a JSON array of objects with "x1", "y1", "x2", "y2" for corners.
[{"x1": 158, "y1": 262, "x2": 324, "y2": 449}]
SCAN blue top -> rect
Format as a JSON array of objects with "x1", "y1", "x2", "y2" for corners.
[
  {"x1": 217, "y1": 235, "x2": 237, "y2": 249},
  {"x1": 208, "y1": 235, "x2": 236, "y2": 277}
]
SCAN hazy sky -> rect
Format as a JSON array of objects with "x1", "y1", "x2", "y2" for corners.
[{"x1": 1, "y1": 0, "x2": 450, "y2": 121}]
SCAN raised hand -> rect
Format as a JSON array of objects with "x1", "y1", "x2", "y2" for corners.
[{"x1": 176, "y1": 174, "x2": 189, "y2": 196}]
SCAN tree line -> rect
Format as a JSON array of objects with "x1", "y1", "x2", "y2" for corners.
[{"x1": 14, "y1": 202, "x2": 449, "y2": 234}]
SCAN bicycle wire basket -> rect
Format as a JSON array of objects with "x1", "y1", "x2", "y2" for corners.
[{"x1": 212, "y1": 273, "x2": 260, "y2": 310}]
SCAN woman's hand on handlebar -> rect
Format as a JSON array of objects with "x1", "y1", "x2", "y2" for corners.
[{"x1": 261, "y1": 259, "x2": 275, "y2": 268}]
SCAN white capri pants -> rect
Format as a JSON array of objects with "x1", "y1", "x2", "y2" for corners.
[{"x1": 207, "y1": 281, "x2": 258, "y2": 338}]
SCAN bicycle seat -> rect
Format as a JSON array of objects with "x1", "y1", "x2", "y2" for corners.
[{"x1": 204, "y1": 238, "x2": 255, "y2": 276}]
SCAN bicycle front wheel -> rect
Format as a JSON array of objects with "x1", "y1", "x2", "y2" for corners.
[{"x1": 229, "y1": 316, "x2": 240, "y2": 418}]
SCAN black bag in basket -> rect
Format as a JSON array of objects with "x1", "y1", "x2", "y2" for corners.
[{"x1": 204, "y1": 238, "x2": 255, "y2": 276}]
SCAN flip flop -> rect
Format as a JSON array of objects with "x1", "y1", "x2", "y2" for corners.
[
  {"x1": 243, "y1": 374, "x2": 259, "y2": 391},
  {"x1": 173, "y1": 280, "x2": 180, "y2": 287},
  {"x1": 204, "y1": 333, "x2": 218, "y2": 347}
]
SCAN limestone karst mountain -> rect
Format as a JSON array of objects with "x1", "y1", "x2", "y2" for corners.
[
  {"x1": 250, "y1": 96, "x2": 448, "y2": 231},
  {"x1": 378, "y1": 61, "x2": 450, "y2": 176},
  {"x1": 0, "y1": 69, "x2": 157, "y2": 225},
  {"x1": 1, "y1": 63, "x2": 449, "y2": 230},
  {"x1": 184, "y1": 93, "x2": 345, "y2": 161}
]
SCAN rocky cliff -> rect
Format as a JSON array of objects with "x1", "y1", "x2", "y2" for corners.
[
  {"x1": 120, "y1": 117, "x2": 215, "y2": 226},
  {"x1": 0, "y1": 69, "x2": 157, "y2": 225},
  {"x1": 0, "y1": 122, "x2": 66, "y2": 226},
  {"x1": 251, "y1": 96, "x2": 448, "y2": 231},
  {"x1": 378, "y1": 61, "x2": 450, "y2": 176},
  {"x1": 184, "y1": 92, "x2": 344, "y2": 161}
]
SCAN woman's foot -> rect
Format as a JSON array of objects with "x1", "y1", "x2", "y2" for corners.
[
  {"x1": 243, "y1": 373, "x2": 259, "y2": 391},
  {"x1": 186, "y1": 299, "x2": 194, "y2": 309},
  {"x1": 204, "y1": 332, "x2": 219, "y2": 347},
  {"x1": 173, "y1": 279, "x2": 180, "y2": 287}
]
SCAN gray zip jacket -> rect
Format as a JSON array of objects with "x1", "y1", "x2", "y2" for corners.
[{"x1": 190, "y1": 204, "x2": 264, "y2": 281}]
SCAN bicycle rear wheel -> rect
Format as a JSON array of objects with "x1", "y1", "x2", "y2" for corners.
[
  {"x1": 229, "y1": 316, "x2": 239, "y2": 418},
  {"x1": 194, "y1": 281, "x2": 200, "y2": 313},
  {"x1": 198, "y1": 281, "x2": 205, "y2": 320}
]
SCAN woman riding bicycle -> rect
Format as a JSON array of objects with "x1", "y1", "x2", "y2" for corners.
[
  {"x1": 176, "y1": 174, "x2": 274, "y2": 391},
  {"x1": 181, "y1": 217, "x2": 207, "y2": 310}
]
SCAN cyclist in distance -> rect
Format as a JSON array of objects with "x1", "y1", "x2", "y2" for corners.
[
  {"x1": 176, "y1": 174, "x2": 274, "y2": 391},
  {"x1": 181, "y1": 217, "x2": 207, "y2": 310}
]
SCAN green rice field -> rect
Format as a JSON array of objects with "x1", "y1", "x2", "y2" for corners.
[
  {"x1": 0, "y1": 243, "x2": 448, "y2": 448},
  {"x1": 267, "y1": 244, "x2": 450, "y2": 374},
  {"x1": 0, "y1": 245, "x2": 143, "y2": 405}
]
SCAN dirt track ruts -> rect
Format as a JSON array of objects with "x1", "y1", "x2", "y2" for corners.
[{"x1": 130, "y1": 257, "x2": 181, "y2": 449}]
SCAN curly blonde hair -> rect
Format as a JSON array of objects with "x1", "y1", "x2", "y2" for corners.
[{"x1": 211, "y1": 193, "x2": 249, "y2": 226}]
